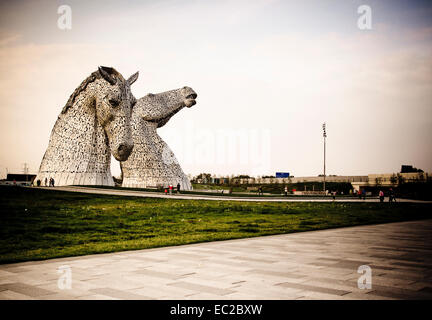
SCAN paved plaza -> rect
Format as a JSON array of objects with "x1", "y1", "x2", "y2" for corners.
[{"x1": 1, "y1": 220, "x2": 431, "y2": 300}]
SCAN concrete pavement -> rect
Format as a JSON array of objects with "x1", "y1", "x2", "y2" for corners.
[{"x1": 1, "y1": 220, "x2": 431, "y2": 300}]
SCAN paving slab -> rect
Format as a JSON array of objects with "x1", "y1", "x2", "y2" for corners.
[{"x1": 1, "y1": 220, "x2": 432, "y2": 300}]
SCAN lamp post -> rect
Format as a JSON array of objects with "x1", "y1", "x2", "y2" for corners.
[{"x1": 322, "y1": 123, "x2": 327, "y2": 195}]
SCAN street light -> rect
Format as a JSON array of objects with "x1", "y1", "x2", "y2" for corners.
[{"x1": 322, "y1": 122, "x2": 327, "y2": 195}]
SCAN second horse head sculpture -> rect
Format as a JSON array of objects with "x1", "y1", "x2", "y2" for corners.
[{"x1": 121, "y1": 86, "x2": 197, "y2": 190}]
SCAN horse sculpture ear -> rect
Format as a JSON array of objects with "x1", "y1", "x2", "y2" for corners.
[
  {"x1": 127, "y1": 71, "x2": 139, "y2": 85},
  {"x1": 98, "y1": 66, "x2": 117, "y2": 85}
]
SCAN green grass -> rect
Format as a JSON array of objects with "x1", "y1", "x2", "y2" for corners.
[{"x1": 0, "y1": 186, "x2": 431, "y2": 264}]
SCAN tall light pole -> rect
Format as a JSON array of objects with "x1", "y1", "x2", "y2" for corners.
[
  {"x1": 322, "y1": 122, "x2": 327, "y2": 194},
  {"x1": 23, "y1": 163, "x2": 29, "y2": 182}
]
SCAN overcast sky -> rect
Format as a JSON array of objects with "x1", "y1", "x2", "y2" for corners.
[{"x1": 0, "y1": 0, "x2": 431, "y2": 178}]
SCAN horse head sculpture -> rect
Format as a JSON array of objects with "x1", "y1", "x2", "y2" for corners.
[
  {"x1": 92, "y1": 66, "x2": 138, "y2": 161},
  {"x1": 139, "y1": 86, "x2": 197, "y2": 127},
  {"x1": 121, "y1": 86, "x2": 197, "y2": 190},
  {"x1": 35, "y1": 66, "x2": 139, "y2": 186}
]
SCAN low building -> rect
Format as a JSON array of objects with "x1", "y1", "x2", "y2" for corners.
[
  {"x1": 351, "y1": 172, "x2": 430, "y2": 192},
  {"x1": 245, "y1": 175, "x2": 368, "y2": 185},
  {"x1": 1, "y1": 173, "x2": 36, "y2": 186}
]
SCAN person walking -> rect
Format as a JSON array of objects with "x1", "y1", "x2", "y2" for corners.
[
  {"x1": 362, "y1": 189, "x2": 366, "y2": 200},
  {"x1": 379, "y1": 190, "x2": 384, "y2": 202},
  {"x1": 284, "y1": 186, "x2": 288, "y2": 197},
  {"x1": 177, "y1": 183, "x2": 181, "y2": 194},
  {"x1": 169, "y1": 184, "x2": 173, "y2": 195},
  {"x1": 389, "y1": 188, "x2": 396, "y2": 202},
  {"x1": 52, "y1": 178, "x2": 55, "y2": 187},
  {"x1": 44, "y1": 177, "x2": 48, "y2": 187}
]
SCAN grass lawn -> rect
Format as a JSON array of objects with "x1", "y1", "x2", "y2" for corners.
[{"x1": 0, "y1": 186, "x2": 431, "y2": 264}]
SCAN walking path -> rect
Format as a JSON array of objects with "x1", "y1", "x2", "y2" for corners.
[
  {"x1": 1, "y1": 220, "x2": 431, "y2": 300},
  {"x1": 38, "y1": 186, "x2": 432, "y2": 203}
]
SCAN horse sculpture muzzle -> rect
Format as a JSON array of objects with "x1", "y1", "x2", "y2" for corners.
[
  {"x1": 182, "y1": 87, "x2": 197, "y2": 108},
  {"x1": 117, "y1": 143, "x2": 133, "y2": 159}
]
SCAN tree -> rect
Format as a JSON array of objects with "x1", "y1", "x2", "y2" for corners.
[
  {"x1": 375, "y1": 177, "x2": 382, "y2": 186},
  {"x1": 418, "y1": 172, "x2": 425, "y2": 182},
  {"x1": 194, "y1": 173, "x2": 212, "y2": 184},
  {"x1": 397, "y1": 173, "x2": 405, "y2": 185}
]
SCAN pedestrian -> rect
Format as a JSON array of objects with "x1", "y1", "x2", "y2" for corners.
[
  {"x1": 362, "y1": 189, "x2": 366, "y2": 200},
  {"x1": 52, "y1": 178, "x2": 55, "y2": 187},
  {"x1": 389, "y1": 188, "x2": 396, "y2": 202},
  {"x1": 49, "y1": 178, "x2": 52, "y2": 187},
  {"x1": 164, "y1": 188, "x2": 168, "y2": 195},
  {"x1": 169, "y1": 184, "x2": 173, "y2": 195},
  {"x1": 332, "y1": 191, "x2": 336, "y2": 201},
  {"x1": 379, "y1": 190, "x2": 384, "y2": 202},
  {"x1": 358, "y1": 190, "x2": 362, "y2": 200},
  {"x1": 284, "y1": 186, "x2": 288, "y2": 196},
  {"x1": 177, "y1": 183, "x2": 181, "y2": 194},
  {"x1": 45, "y1": 177, "x2": 48, "y2": 187}
]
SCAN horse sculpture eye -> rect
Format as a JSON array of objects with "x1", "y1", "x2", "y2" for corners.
[{"x1": 109, "y1": 99, "x2": 119, "y2": 107}]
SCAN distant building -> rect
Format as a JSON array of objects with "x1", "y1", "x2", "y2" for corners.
[
  {"x1": 1, "y1": 173, "x2": 37, "y2": 185},
  {"x1": 251, "y1": 175, "x2": 368, "y2": 184},
  {"x1": 351, "y1": 171, "x2": 430, "y2": 192},
  {"x1": 210, "y1": 177, "x2": 231, "y2": 184},
  {"x1": 400, "y1": 165, "x2": 423, "y2": 173},
  {"x1": 6, "y1": 173, "x2": 36, "y2": 182}
]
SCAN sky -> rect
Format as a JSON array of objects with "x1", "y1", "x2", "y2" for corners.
[{"x1": 0, "y1": 0, "x2": 431, "y2": 178}]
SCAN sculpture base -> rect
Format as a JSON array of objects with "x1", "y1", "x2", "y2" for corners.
[{"x1": 34, "y1": 172, "x2": 114, "y2": 187}]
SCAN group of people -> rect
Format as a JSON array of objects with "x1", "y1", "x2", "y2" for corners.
[
  {"x1": 379, "y1": 188, "x2": 396, "y2": 202},
  {"x1": 164, "y1": 183, "x2": 181, "y2": 195},
  {"x1": 35, "y1": 177, "x2": 55, "y2": 187},
  {"x1": 356, "y1": 188, "x2": 396, "y2": 202}
]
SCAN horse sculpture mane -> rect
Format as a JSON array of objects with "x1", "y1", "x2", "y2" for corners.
[
  {"x1": 35, "y1": 66, "x2": 138, "y2": 187},
  {"x1": 121, "y1": 86, "x2": 197, "y2": 190},
  {"x1": 61, "y1": 68, "x2": 126, "y2": 114}
]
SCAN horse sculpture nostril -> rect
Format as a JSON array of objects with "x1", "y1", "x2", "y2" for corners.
[
  {"x1": 186, "y1": 93, "x2": 197, "y2": 99},
  {"x1": 117, "y1": 144, "x2": 131, "y2": 156}
]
